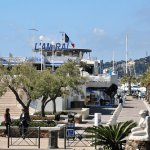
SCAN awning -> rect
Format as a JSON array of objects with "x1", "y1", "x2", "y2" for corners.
[{"x1": 86, "y1": 89, "x2": 95, "y2": 93}]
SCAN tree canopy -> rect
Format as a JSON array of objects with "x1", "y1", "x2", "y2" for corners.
[
  {"x1": 0, "y1": 60, "x2": 87, "y2": 116},
  {"x1": 33, "y1": 61, "x2": 87, "y2": 116},
  {"x1": 0, "y1": 62, "x2": 40, "y2": 121}
]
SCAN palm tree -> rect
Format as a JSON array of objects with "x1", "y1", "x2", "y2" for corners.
[
  {"x1": 141, "y1": 69, "x2": 150, "y2": 101},
  {"x1": 85, "y1": 120, "x2": 137, "y2": 150},
  {"x1": 120, "y1": 75, "x2": 139, "y2": 95}
]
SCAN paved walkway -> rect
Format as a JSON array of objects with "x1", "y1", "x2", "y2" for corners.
[
  {"x1": 0, "y1": 106, "x2": 115, "y2": 149},
  {"x1": 1, "y1": 98, "x2": 150, "y2": 149},
  {"x1": 117, "y1": 98, "x2": 148, "y2": 123}
]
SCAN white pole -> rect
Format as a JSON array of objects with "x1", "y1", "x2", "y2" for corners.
[
  {"x1": 113, "y1": 50, "x2": 114, "y2": 72},
  {"x1": 52, "y1": 46, "x2": 54, "y2": 72},
  {"x1": 126, "y1": 35, "x2": 128, "y2": 75},
  {"x1": 51, "y1": 42, "x2": 55, "y2": 72},
  {"x1": 41, "y1": 40, "x2": 43, "y2": 72},
  {"x1": 33, "y1": 15, "x2": 34, "y2": 56}
]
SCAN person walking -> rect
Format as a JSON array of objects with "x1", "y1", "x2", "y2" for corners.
[
  {"x1": 19, "y1": 108, "x2": 28, "y2": 139},
  {"x1": 119, "y1": 97, "x2": 123, "y2": 106},
  {"x1": 139, "y1": 92, "x2": 142, "y2": 99},
  {"x1": 2, "y1": 108, "x2": 11, "y2": 137}
]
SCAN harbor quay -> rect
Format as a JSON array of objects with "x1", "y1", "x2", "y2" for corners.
[{"x1": 0, "y1": 97, "x2": 150, "y2": 150}]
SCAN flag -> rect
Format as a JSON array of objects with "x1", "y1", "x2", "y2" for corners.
[
  {"x1": 65, "y1": 33, "x2": 75, "y2": 48},
  {"x1": 65, "y1": 33, "x2": 69, "y2": 43}
]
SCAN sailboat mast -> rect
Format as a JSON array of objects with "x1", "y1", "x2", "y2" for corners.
[
  {"x1": 29, "y1": 15, "x2": 38, "y2": 56},
  {"x1": 126, "y1": 35, "x2": 128, "y2": 74},
  {"x1": 113, "y1": 50, "x2": 114, "y2": 72}
]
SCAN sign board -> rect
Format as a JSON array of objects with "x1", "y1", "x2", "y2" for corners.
[
  {"x1": 66, "y1": 129, "x2": 75, "y2": 138},
  {"x1": 25, "y1": 56, "x2": 43, "y2": 63},
  {"x1": 35, "y1": 43, "x2": 69, "y2": 51},
  {"x1": 68, "y1": 113, "x2": 75, "y2": 128},
  {"x1": 95, "y1": 113, "x2": 101, "y2": 126}
]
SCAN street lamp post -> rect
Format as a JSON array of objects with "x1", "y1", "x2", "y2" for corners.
[
  {"x1": 51, "y1": 42, "x2": 55, "y2": 72},
  {"x1": 39, "y1": 36, "x2": 44, "y2": 72}
]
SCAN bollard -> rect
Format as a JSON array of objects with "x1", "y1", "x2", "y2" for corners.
[
  {"x1": 95, "y1": 126, "x2": 96, "y2": 149},
  {"x1": 64, "y1": 126, "x2": 66, "y2": 149},
  {"x1": 38, "y1": 126, "x2": 40, "y2": 149},
  {"x1": 7, "y1": 125, "x2": 9, "y2": 148},
  {"x1": 48, "y1": 130, "x2": 58, "y2": 149}
]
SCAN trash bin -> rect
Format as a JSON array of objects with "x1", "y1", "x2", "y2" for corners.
[
  {"x1": 48, "y1": 130, "x2": 58, "y2": 149},
  {"x1": 54, "y1": 114, "x2": 60, "y2": 121}
]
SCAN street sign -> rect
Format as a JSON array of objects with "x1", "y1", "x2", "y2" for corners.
[{"x1": 66, "y1": 129, "x2": 75, "y2": 138}]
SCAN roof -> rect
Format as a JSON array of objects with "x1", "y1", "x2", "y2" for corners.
[{"x1": 33, "y1": 48, "x2": 92, "y2": 52}]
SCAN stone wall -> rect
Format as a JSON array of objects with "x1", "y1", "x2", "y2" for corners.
[{"x1": 126, "y1": 139, "x2": 150, "y2": 150}]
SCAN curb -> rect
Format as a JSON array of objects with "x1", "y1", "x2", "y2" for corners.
[{"x1": 143, "y1": 100, "x2": 150, "y2": 113}]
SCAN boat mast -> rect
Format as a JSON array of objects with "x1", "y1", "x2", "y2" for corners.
[
  {"x1": 126, "y1": 35, "x2": 128, "y2": 75},
  {"x1": 113, "y1": 50, "x2": 114, "y2": 72},
  {"x1": 29, "y1": 15, "x2": 38, "y2": 56}
]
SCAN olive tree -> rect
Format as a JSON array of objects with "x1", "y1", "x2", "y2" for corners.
[
  {"x1": 34, "y1": 61, "x2": 87, "y2": 116},
  {"x1": 0, "y1": 63, "x2": 40, "y2": 120}
]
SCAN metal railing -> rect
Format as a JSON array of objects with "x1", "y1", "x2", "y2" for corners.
[{"x1": 7, "y1": 125, "x2": 40, "y2": 148}]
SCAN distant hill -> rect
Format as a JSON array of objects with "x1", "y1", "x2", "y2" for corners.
[{"x1": 103, "y1": 56, "x2": 150, "y2": 78}]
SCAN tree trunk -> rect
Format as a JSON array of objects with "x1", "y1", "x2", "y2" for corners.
[
  {"x1": 24, "y1": 106, "x2": 31, "y2": 122},
  {"x1": 41, "y1": 101, "x2": 45, "y2": 117},
  {"x1": 52, "y1": 99, "x2": 56, "y2": 114},
  {"x1": 41, "y1": 96, "x2": 48, "y2": 117}
]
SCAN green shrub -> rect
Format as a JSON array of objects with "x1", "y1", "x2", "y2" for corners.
[
  {"x1": 33, "y1": 112, "x2": 52, "y2": 115},
  {"x1": 0, "y1": 119, "x2": 55, "y2": 127},
  {"x1": 33, "y1": 111, "x2": 77, "y2": 115},
  {"x1": 0, "y1": 121, "x2": 5, "y2": 126}
]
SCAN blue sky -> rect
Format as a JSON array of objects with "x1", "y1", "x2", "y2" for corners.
[{"x1": 0, "y1": 0, "x2": 150, "y2": 62}]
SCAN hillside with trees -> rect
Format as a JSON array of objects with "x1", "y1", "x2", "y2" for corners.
[{"x1": 103, "y1": 56, "x2": 150, "y2": 78}]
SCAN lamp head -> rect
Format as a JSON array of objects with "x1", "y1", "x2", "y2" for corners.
[
  {"x1": 52, "y1": 42, "x2": 55, "y2": 46},
  {"x1": 39, "y1": 36, "x2": 44, "y2": 41}
]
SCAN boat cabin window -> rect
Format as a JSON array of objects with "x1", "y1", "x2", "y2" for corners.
[
  {"x1": 56, "y1": 52, "x2": 61, "y2": 56},
  {"x1": 33, "y1": 64, "x2": 42, "y2": 70},
  {"x1": 64, "y1": 51, "x2": 70, "y2": 56},
  {"x1": 47, "y1": 52, "x2": 52, "y2": 56}
]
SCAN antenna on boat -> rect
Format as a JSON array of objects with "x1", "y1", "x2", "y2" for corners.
[
  {"x1": 29, "y1": 15, "x2": 38, "y2": 56},
  {"x1": 126, "y1": 35, "x2": 128, "y2": 75},
  {"x1": 59, "y1": 31, "x2": 65, "y2": 45},
  {"x1": 59, "y1": 31, "x2": 65, "y2": 56}
]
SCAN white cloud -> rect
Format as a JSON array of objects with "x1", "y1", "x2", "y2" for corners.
[
  {"x1": 9, "y1": 23, "x2": 13, "y2": 27},
  {"x1": 1, "y1": 37, "x2": 9, "y2": 40},
  {"x1": 93, "y1": 28, "x2": 107, "y2": 36}
]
